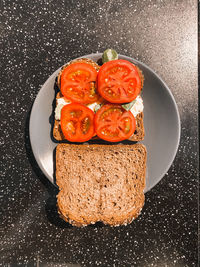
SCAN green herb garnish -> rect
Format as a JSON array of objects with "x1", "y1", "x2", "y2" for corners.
[
  {"x1": 102, "y1": 49, "x2": 118, "y2": 63},
  {"x1": 94, "y1": 104, "x2": 102, "y2": 113},
  {"x1": 122, "y1": 99, "x2": 137, "y2": 111}
]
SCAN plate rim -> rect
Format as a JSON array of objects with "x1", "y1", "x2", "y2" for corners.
[{"x1": 29, "y1": 53, "x2": 181, "y2": 192}]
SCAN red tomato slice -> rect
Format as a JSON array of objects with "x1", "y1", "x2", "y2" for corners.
[
  {"x1": 61, "y1": 103, "x2": 95, "y2": 142},
  {"x1": 94, "y1": 104, "x2": 136, "y2": 142},
  {"x1": 98, "y1": 59, "x2": 142, "y2": 103},
  {"x1": 61, "y1": 62, "x2": 99, "y2": 104}
]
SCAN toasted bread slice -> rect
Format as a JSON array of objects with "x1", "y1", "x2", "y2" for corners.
[
  {"x1": 56, "y1": 143, "x2": 147, "y2": 226},
  {"x1": 54, "y1": 58, "x2": 145, "y2": 142}
]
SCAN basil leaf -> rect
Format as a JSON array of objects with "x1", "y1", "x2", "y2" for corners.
[
  {"x1": 122, "y1": 99, "x2": 137, "y2": 111},
  {"x1": 102, "y1": 49, "x2": 118, "y2": 63},
  {"x1": 94, "y1": 104, "x2": 102, "y2": 113}
]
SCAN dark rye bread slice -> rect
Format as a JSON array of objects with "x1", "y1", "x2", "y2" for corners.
[
  {"x1": 53, "y1": 92, "x2": 145, "y2": 141},
  {"x1": 56, "y1": 143, "x2": 147, "y2": 226}
]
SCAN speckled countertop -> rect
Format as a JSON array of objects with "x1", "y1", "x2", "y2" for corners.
[{"x1": 0, "y1": 0, "x2": 198, "y2": 266}]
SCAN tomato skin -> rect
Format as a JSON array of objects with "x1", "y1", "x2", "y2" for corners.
[
  {"x1": 98, "y1": 59, "x2": 142, "y2": 104},
  {"x1": 61, "y1": 103, "x2": 95, "y2": 142},
  {"x1": 94, "y1": 104, "x2": 136, "y2": 142},
  {"x1": 61, "y1": 62, "x2": 99, "y2": 104}
]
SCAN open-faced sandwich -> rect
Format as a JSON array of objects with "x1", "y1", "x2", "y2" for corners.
[
  {"x1": 53, "y1": 49, "x2": 145, "y2": 143},
  {"x1": 54, "y1": 49, "x2": 147, "y2": 227}
]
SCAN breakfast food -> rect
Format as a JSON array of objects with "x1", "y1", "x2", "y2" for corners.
[
  {"x1": 54, "y1": 51, "x2": 147, "y2": 227},
  {"x1": 53, "y1": 52, "x2": 145, "y2": 142},
  {"x1": 60, "y1": 61, "x2": 99, "y2": 104},
  {"x1": 97, "y1": 59, "x2": 142, "y2": 103},
  {"x1": 94, "y1": 104, "x2": 136, "y2": 142},
  {"x1": 53, "y1": 92, "x2": 144, "y2": 141},
  {"x1": 56, "y1": 143, "x2": 147, "y2": 226},
  {"x1": 57, "y1": 57, "x2": 100, "y2": 88},
  {"x1": 60, "y1": 103, "x2": 95, "y2": 142}
]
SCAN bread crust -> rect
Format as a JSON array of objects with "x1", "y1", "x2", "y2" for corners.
[
  {"x1": 100, "y1": 195, "x2": 145, "y2": 226},
  {"x1": 56, "y1": 144, "x2": 147, "y2": 227}
]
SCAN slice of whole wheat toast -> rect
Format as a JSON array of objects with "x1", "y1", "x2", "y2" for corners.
[
  {"x1": 56, "y1": 143, "x2": 147, "y2": 226},
  {"x1": 54, "y1": 57, "x2": 145, "y2": 142}
]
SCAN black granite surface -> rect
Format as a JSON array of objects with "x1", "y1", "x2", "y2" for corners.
[{"x1": 0, "y1": 0, "x2": 198, "y2": 266}]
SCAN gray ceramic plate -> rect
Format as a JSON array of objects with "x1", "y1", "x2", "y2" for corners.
[{"x1": 29, "y1": 53, "x2": 181, "y2": 192}]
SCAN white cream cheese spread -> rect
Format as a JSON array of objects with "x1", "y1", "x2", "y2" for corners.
[
  {"x1": 55, "y1": 95, "x2": 143, "y2": 120},
  {"x1": 55, "y1": 98, "x2": 71, "y2": 120},
  {"x1": 55, "y1": 98, "x2": 101, "y2": 120},
  {"x1": 130, "y1": 95, "x2": 144, "y2": 117}
]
